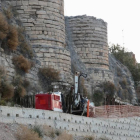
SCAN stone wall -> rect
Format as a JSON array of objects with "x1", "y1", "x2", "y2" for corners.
[
  {"x1": 66, "y1": 15, "x2": 109, "y2": 70},
  {"x1": 1, "y1": 106, "x2": 140, "y2": 140},
  {"x1": 65, "y1": 15, "x2": 114, "y2": 94},
  {"x1": 2, "y1": 0, "x2": 73, "y2": 84},
  {"x1": 5, "y1": 0, "x2": 65, "y2": 47}
]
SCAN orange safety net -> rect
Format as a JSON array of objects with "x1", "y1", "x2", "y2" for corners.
[{"x1": 89, "y1": 105, "x2": 140, "y2": 118}]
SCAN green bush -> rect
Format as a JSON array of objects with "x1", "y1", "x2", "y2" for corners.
[
  {"x1": 92, "y1": 90, "x2": 104, "y2": 106},
  {"x1": 0, "y1": 100, "x2": 6, "y2": 106},
  {"x1": 32, "y1": 126, "x2": 43, "y2": 138},
  {"x1": 109, "y1": 44, "x2": 140, "y2": 86}
]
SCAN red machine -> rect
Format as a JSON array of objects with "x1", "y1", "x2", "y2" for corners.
[{"x1": 35, "y1": 92, "x2": 62, "y2": 112}]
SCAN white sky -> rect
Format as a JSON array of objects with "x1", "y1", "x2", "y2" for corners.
[{"x1": 64, "y1": 0, "x2": 140, "y2": 63}]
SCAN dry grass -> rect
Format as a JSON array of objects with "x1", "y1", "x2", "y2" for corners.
[
  {"x1": 43, "y1": 125, "x2": 55, "y2": 138},
  {"x1": 7, "y1": 25, "x2": 19, "y2": 50},
  {"x1": 12, "y1": 75, "x2": 27, "y2": 98},
  {"x1": 0, "y1": 82, "x2": 14, "y2": 99},
  {"x1": 16, "y1": 125, "x2": 41, "y2": 140},
  {"x1": 12, "y1": 55, "x2": 32, "y2": 73},
  {"x1": 39, "y1": 67, "x2": 60, "y2": 82},
  {"x1": 0, "y1": 12, "x2": 9, "y2": 40},
  {"x1": 57, "y1": 131, "x2": 73, "y2": 140},
  {"x1": 84, "y1": 136, "x2": 95, "y2": 140},
  {"x1": 0, "y1": 66, "x2": 14, "y2": 100},
  {"x1": 3, "y1": 7, "x2": 13, "y2": 19},
  {"x1": 20, "y1": 42, "x2": 34, "y2": 58},
  {"x1": 17, "y1": 85, "x2": 26, "y2": 97}
]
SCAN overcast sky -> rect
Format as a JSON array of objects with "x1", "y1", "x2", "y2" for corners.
[{"x1": 64, "y1": 0, "x2": 140, "y2": 63}]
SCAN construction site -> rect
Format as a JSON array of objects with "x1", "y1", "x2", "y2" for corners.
[{"x1": 0, "y1": 0, "x2": 140, "y2": 140}]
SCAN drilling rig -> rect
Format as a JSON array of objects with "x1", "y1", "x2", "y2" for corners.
[{"x1": 35, "y1": 72, "x2": 94, "y2": 116}]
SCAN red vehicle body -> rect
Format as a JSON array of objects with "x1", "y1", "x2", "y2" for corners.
[{"x1": 35, "y1": 92, "x2": 62, "y2": 112}]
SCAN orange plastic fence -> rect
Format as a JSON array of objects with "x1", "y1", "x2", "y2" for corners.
[{"x1": 89, "y1": 105, "x2": 140, "y2": 118}]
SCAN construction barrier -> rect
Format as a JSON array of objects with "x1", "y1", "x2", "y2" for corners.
[{"x1": 89, "y1": 105, "x2": 140, "y2": 118}]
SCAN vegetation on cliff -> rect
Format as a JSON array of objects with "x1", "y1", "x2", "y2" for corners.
[{"x1": 109, "y1": 44, "x2": 140, "y2": 86}]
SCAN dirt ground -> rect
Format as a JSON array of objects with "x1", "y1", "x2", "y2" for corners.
[
  {"x1": 0, "y1": 123, "x2": 17, "y2": 140},
  {"x1": 0, "y1": 123, "x2": 103, "y2": 140}
]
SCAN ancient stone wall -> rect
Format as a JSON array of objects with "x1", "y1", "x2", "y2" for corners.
[
  {"x1": 66, "y1": 15, "x2": 109, "y2": 70},
  {"x1": 6, "y1": 0, "x2": 65, "y2": 47},
  {"x1": 65, "y1": 15, "x2": 114, "y2": 94},
  {"x1": 2, "y1": 0, "x2": 72, "y2": 84}
]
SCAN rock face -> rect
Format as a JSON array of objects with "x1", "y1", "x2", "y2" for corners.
[{"x1": 109, "y1": 54, "x2": 137, "y2": 104}]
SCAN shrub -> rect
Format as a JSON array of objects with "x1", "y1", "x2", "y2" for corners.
[
  {"x1": 7, "y1": 25, "x2": 19, "y2": 50},
  {"x1": 0, "y1": 12, "x2": 9, "y2": 40},
  {"x1": 23, "y1": 79, "x2": 30, "y2": 88},
  {"x1": 43, "y1": 125, "x2": 55, "y2": 138},
  {"x1": 84, "y1": 136, "x2": 95, "y2": 140},
  {"x1": 55, "y1": 129, "x2": 61, "y2": 136},
  {"x1": 0, "y1": 81, "x2": 14, "y2": 99},
  {"x1": 39, "y1": 67, "x2": 60, "y2": 90},
  {"x1": 92, "y1": 90, "x2": 104, "y2": 106},
  {"x1": 57, "y1": 131, "x2": 73, "y2": 140},
  {"x1": 12, "y1": 75, "x2": 27, "y2": 98},
  {"x1": 16, "y1": 125, "x2": 41, "y2": 140},
  {"x1": 39, "y1": 67, "x2": 60, "y2": 82},
  {"x1": 12, "y1": 55, "x2": 32, "y2": 73},
  {"x1": 0, "y1": 100, "x2": 6, "y2": 106},
  {"x1": 16, "y1": 85, "x2": 26, "y2": 97},
  {"x1": 3, "y1": 7, "x2": 13, "y2": 19},
  {"x1": 0, "y1": 66, "x2": 14, "y2": 100},
  {"x1": 32, "y1": 125, "x2": 43, "y2": 138},
  {"x1": 98, "y1": 136, "x2": 110, "y2": 140},
  {"x1": 102, "y1": 81, "x2": 116, "y2": 97},
  {"x1": 20, "y1": 42, "x2": 34, "y2": 59}
]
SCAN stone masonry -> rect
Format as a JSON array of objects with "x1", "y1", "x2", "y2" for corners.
[
  {"x1": 66, "y1": 16, "x2": 109, "y2": 69},
  {"x1": 2, "y1": 0, "x2": 73, "y2": 84},
  {"x1": 65, "y1": 15, "x2": 114, "y2": 94}
]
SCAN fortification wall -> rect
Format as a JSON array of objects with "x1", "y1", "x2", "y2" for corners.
[
  {"x1": 5, "y1": 0, "x2": 65, "y2": 47},
  {"x1": 66, "y1": 15, "x2": 109, "y2": 70},
  {"x1": 2, "y1": 0, "x2": 72, "y2": 83},
  {"x1": 0, "y1": 106, "x2": 140, "y2": 140},
  {"x1": 65, "y1": 15, "x2": 114, "y2": 94}
]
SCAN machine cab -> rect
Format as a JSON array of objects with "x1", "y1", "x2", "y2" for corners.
[{"x1": 35, "y1": 92, "x2": 62, "y2": 112}]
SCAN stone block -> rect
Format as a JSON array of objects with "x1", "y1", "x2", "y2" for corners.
[
  {"x1": 29, "y1": 0, "x2": 38, "y2": 5},
  {"x1": 36, "y1": 11, "x2": 46, "y2": 15}
]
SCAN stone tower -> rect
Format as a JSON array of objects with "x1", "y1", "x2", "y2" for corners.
[
  {"x1": 65, "y1": 15, "x2": 114, "y2": 92},
  {"x1": 3, "y1": 0, "x2": 72, "y2": 84}
]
